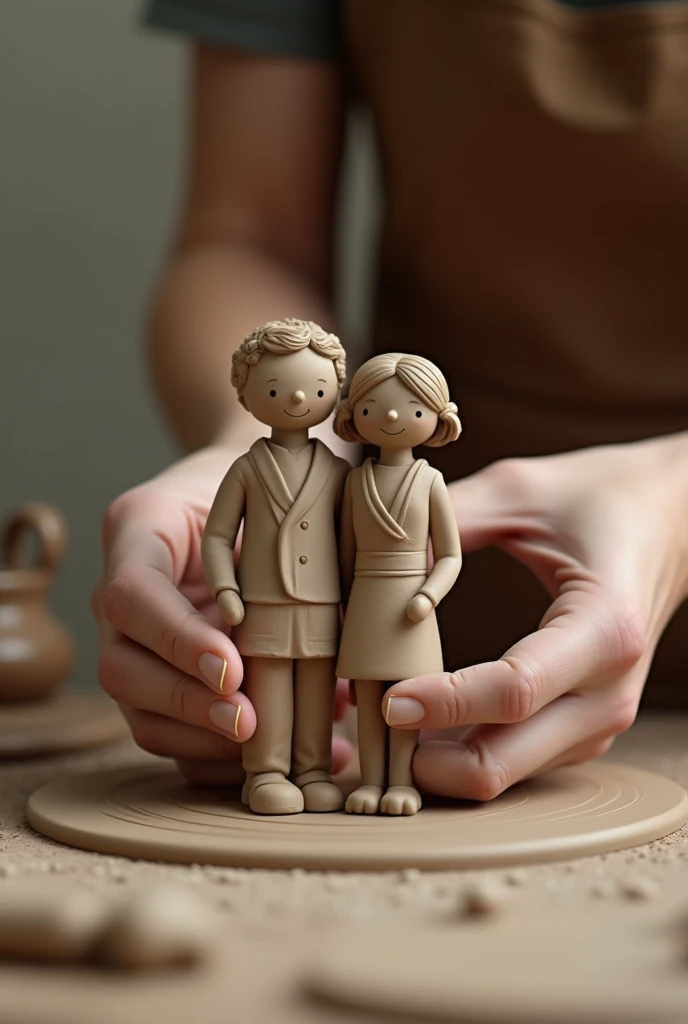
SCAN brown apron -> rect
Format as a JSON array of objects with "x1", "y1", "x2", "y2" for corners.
[{"x1": 345, "y1": 0, "x2": 688, "y2": 706}]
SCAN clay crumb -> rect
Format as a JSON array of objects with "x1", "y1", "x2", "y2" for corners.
[
  {"x1": 619, "y1": 877, "x2": 659, "y2": 901},
  {"x1": 400, "y1": 868, "x2": 422, "y2": 883},
  {"x1": 589, "y1": 881, "x2": 614, "y2": 900},
  {"x1": 503, "y1": 870, "x2": 526, "y2": 887},
  {"x1": 0, "y1": 863, "x2": 17, "y2": 878},
  {"x1": 458, "y1": 881, "x2": 506, "y2": 919}
]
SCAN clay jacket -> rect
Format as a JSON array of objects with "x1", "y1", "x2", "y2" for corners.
[{"x1": 202, "y1": 438, "x2": 350, "y2": 605}]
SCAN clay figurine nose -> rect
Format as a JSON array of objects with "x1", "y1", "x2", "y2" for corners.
[
  {"x1": 386, "y1": 409, "x2": 399, "y2": 423},
  {"x1": 292, "y1": 390, "x2": 306, "y2": 405}
]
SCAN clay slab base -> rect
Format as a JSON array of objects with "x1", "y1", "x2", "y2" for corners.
[
  {"x1": 306, "y1": 902, "x2": 688, "y2": 1023},
  {"x1": 27, "y1": 761, "x2": 687, "y2": 870},
  {"x1": 0, "y1": 693, "x2": 127, "y2": 759}
]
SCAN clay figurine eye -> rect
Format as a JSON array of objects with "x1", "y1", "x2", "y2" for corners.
[
  {"x1": 415, "y1": 410, "x2": 422, "y2": 418},
  {"x1": 362, "y1": 408, "x2": 369, "y2": 416},
  {"x1": 317, "y1": 389, "x2": 324, "y2": 398},
  {"x1": 269, "y1": 389, "x2": 277, "y2": 398}
]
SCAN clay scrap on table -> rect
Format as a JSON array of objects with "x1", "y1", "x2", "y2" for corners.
[{"x1": 0, "y1": 881, "x2": 219, "y2": 971}]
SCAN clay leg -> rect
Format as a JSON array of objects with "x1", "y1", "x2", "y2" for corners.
[
  {"x1": 381, "y1": 724, "x2": 422, "y2": 816},
  {"x1": 240, "y1": 657, "x2": 304, "y2": 815},
  {"x1": 291, "y1": 657, "x2": 344, "y2": 812},
  {"x1": 346, "y1": 680, "x2": 387, "y2": 815}
]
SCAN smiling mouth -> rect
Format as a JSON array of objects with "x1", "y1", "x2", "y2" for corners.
[
  {"x1": 380, "y1": 427, "x2": 405, "y2": 435},
  {"x1": 284, "y1": 409, "x2": 311, "y2": 418}
]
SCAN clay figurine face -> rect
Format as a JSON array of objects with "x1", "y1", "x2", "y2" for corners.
[
  {"x1": 241, "y1": 347, "x2": 340, "y2": 431},
  {"x1": 352, "y1": 376, "x2": 439, "y2": 449}
]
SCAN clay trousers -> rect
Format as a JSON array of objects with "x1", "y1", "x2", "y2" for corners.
[{"x1": 240, "y1": 656, "x2": 337, "y2": 781}]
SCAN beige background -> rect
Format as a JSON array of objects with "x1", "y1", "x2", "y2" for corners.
[{"x1": 0, "y1": 0, "x2": 379, "y2": 688}]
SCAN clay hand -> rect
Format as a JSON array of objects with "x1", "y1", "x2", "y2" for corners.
[
  {"x1": 383, "y1": 435, "x2": 688, "y2": 801},
  {"x1": 216, "y1": 590, "x2": 245, "y2": 627},
  {"x1": 406, "y1": 593, "x2": 434, "y2": 623}
]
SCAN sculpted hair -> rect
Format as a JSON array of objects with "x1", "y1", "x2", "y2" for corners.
[
  {"x1": 231, "y1": 319, "x2": 347, "y2": 407},
  {"x1": 334, "y1": 353, "x2": 461, "y2": 447}
]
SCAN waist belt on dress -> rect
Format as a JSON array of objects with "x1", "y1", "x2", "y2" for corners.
[{"x1": 354, "y1": 551, "x2": 427, "y2": 577}]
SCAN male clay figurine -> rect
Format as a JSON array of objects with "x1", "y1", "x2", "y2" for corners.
[{"x1": 202, "y1": 319, "x2": 349, "y2": 815}]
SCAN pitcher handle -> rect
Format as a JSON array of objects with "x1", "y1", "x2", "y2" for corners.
[{"x1": 2, "y1": 503, "x2": 68, "y2": 574}]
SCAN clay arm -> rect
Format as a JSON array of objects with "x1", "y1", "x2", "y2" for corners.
[
  {"x1": 407, "y1": 475, "x2": 462, "y2": 623},
  {"x1": 338, "y1": 471, "x2": 356, "y2": 608},
  {"x1": 201, "y1": 463, "x2": 246, "y2": 626}
]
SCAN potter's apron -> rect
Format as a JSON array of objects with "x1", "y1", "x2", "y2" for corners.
[{"x1": 346, "y1": 0, "x2": 688, "y2": 705}]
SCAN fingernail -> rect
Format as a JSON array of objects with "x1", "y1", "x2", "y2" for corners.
[
  {"x1": 385, "y1": 696, "x2": 425, "y2": 726},
  {"x1": 209, "y1": 700, "x2": 242, "y2": 738},
  {"x1": 199, "y1": 653, "x2": 228, "y2": 691}
]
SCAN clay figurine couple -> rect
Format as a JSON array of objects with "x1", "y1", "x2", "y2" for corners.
[{"x1": 202, "y1": 319, "x2": 462, "y2": 817}]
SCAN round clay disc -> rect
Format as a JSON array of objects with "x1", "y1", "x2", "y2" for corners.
[
  {"x1": 305, "y1": 904, "x2": 688, "y2": 1023},
  {"x1": 0, "y1": 693, "x2": 127, "y2": 759},
  {"x1": 26, "y1": 761, "x2": 687, "y2": 870}
]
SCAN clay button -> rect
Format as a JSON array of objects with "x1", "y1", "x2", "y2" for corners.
[
  {"x1": 299, "y1": 555, "x2": 308, "y2": 564},
  {"x1": 300, "y1": 521, "x2": 309, "y2": 530}
]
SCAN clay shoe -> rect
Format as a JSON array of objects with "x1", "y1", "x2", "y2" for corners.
[
  {"x1": 241, "y1": 772, "x2": 304, "y2": 815},
  {"x1": 293, "y1": 770, "x2": 345, "y2": 813}
]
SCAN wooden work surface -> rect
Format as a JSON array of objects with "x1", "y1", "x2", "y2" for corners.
[{"x1": 1, "y1": 713, "x2": 687, "y2": 1023}]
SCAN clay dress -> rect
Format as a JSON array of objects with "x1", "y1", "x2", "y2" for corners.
[{"x1": 336, "y1": 458, "x2": 461, "y2": 682}]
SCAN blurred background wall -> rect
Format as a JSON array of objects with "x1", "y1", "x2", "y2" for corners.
[{"x1": 1, "y1": 0, "x2": 379, "y2": 688}]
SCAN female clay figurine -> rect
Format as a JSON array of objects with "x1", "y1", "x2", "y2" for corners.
[
  {"x1": 202, "y1": 319, "x2": 349, "y2": 816},
  {"x1": 334, "y1": 354, "x2": 462, "y2": 816}
]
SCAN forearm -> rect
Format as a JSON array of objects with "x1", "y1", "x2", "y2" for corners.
[
  {"x1": 421, "y1": 554, "x2": 462, "y2": 607},
  {"x1": 148, "y1": 240, "x2": 334, "y2": 452}
]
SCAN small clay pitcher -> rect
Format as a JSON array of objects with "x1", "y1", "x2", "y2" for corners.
[{"x1": 0, "y1": 504, "x2": 75, "y2": 702}]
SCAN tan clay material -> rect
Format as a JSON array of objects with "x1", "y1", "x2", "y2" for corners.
[
  {"x1": 202, "y1": 320, "x2": 350, "y2": 816},
  {"x1": 100, "y1": 885, "x2": 219, "y2": 970},
  {"x1": 305, "y1": 904, "x2": 688, "y2": 1023},
  {"x1": 26, "y1": 760, "x2": 688, "y2": 870},
  {"x1": 0, "y1": 880, "x2": 217, "y2": 972},
  {"x1": 0, "y1": 504, "x2": 75, "y2": 702},
  {"x1": 333, "y1": 354, "x2": 462, "y2": 816},
  {"x1": 0, "y1": 693, "x2": 127, "y2": 760},
  {"x1": 0, "y1": 881, "x2": 106, "y2": 963}
]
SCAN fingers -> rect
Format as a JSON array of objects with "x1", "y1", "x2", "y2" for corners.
[
  {"x1": 385, "y1": 587, "x2": 644, "y2": 731},
  {"x1": 120, "y1": 707, "x2": 246, "y2": 762},
  {"x1": 102, "y1": 553, "x2": 243, "y2": 696},
  {"x1": 331, "y1": 734, "x2": 353, "y2": 774},
  {"x1": 176, "y1": 758, "x2": 247, "y2": 788},
  {"x1": 447, "y1": 457, "x2": 550, "y2": 552},
  {"x1": 99, "y1": 630, "x2": 256, "y2": 742},
  {"x1": 413, "y1": 686, "x2": 637, "y2": 800},
  {"x1": 175, "y1": 734, "x2": 353, "y2": 789}
]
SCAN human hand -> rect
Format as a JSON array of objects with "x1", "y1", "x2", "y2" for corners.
[
  {"x1": 383, "y1": 434, "x2": 688, "y2": 800},
  {"x1": 217, "y1": 590, "x2": 245, "y2": 627},
  {"x1": 93, "y1": 445, "x2": 351, "y2": 784},
  {"x1": 92, "y1": 446, "x2": 255, "y2": 781},
  {"x1": 407, "y1": 593, "x2": 434, "y2": 623}
]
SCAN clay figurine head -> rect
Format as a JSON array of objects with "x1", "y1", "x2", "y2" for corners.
[
  {"x1": 334, "y1": 353, "x2": 461, "y2": 450},
  {"x1": 231, "y1": 319, "x2": 347, "y2": 431}
]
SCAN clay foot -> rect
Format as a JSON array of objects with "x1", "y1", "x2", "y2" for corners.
[
  {"x1": 380, "y1": 786, "x2": 422, "y2": 816},
  {"x1": 241, "y1": 772, "x2": 304, "y2": 815},
  {"x1": 345, "y1": 785, "x2": 383, "y2": 815},
  {"x1": 293, "y1": 770, "x2": 345, "y2": 813}
]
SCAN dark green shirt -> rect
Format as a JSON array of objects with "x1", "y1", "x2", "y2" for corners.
[{"x1": 145, "y1": 0, "x2": 343, "y2": 59}]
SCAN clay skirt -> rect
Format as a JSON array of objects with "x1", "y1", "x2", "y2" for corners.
[
  {"x1": 232, "y1": 602, "x2": 339, "y2": 660},
  {"x1": 336, "y1": 575, "x2": 443, "y2": 681}
]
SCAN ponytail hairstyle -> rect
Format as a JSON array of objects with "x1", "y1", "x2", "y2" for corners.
[{"x1": 334, "y1": 353, "x2": 461, "y2": 447}]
